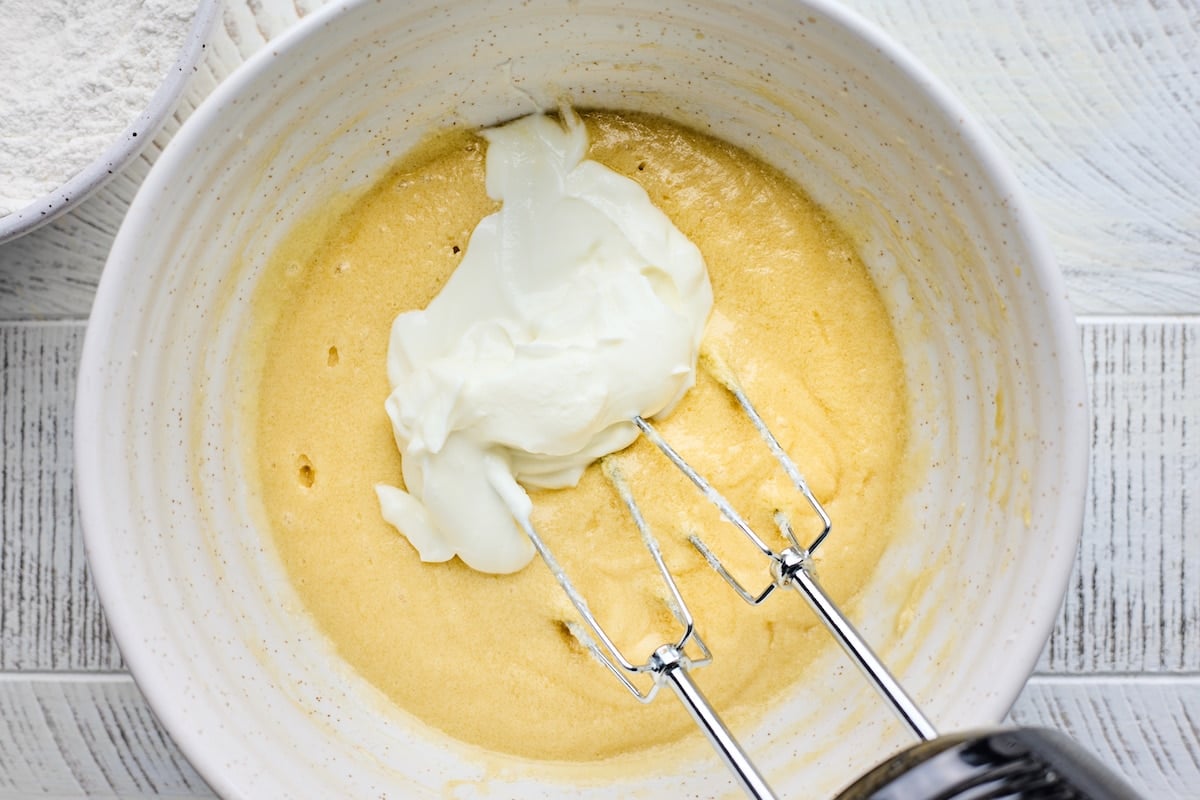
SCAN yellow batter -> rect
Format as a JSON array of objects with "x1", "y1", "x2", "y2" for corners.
[{"x1": 249, "y1": 111, "x2": 910, "y2": 762}]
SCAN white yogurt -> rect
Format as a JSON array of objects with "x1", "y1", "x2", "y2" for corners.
[{"x1": 376, "y1": 110, "x2": 712, "y2": 573}]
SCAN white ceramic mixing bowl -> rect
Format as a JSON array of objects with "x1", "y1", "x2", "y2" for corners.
[{"x1": 76, "y1": 1, "x2": 1088, "y2": 797}]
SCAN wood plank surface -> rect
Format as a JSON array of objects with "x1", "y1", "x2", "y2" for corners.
[
  {"x1": 0, "y1": 675, "x2": 1193, "y2": 799},
  {"x1": 1008, "y1": 676, "x2": 1200, "y2": 799},
  {"x1": 0, "y1": 322, "x2": 119, "y2": 671},
  {"x1": 1040, "y1": 319, "x2": 1200, "y2": 674},
  {"x1": 1, "y1": 1, "x2": 1197, "y2": 319},
  {"x1": 0, "y1": 677, "x2": 211, "y2": 799},
  {"x1": 844, "y1": 0, "x2": 1200, "y2": 316},
  {"x1": 0, "y1": 1, "x2": 1196, "y2": 798},
  {"x1": 4, "y1": 318, "x2": 1195, "y2": 673}
]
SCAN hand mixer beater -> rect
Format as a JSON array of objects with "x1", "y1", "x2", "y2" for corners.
[
  {"x1": 516, "y1": 458, "x2": 777, "y2": 800},
  {"x1": 523, "y1": 355, "x2": 1145, "y2": 800}
]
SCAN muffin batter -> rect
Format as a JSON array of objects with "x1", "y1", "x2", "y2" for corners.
[{"x1": 249, "y1": 111, "x2": 910, "y2": 762}]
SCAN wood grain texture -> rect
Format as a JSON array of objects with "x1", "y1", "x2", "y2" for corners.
[
  {"x1": 1009, "y1": 677, "x2": 1200, "y2": 800},
  {"x1": 0, "y1": 322, "x2": 118, "y2": 671},
  {"x1": 0, "y1": 675, "x2": 1192, "y2": 799},
  {"x1": 0, "y1": 677, "x2": 212, "y2": 799},
  {"x1": 1, "y1": 1, "x2": 1197, "y2": 318},
  {"x1": 2, "y1": 317, "x2": 1196, "y2": 672},
  {"x1": 845, "y1": 0, "x2": 1200, "y2": 316},
  {"x1": 1040, "y1": 318, "x2": 1200, "y2": 674}
]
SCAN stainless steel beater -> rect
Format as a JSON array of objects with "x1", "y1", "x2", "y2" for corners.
[
  {"x1": 625, "y1": 354, "x2": 1143, "y2": 800},
  {"x1": 516, "y1": 459, "x2": 777, "y2": 800},
  {"x1": 524, "y1": 354, "x2": 1143, "y2": 799},
  {"x1": 632, "y1": 354, "x2": 939, "y2": 745},
  {"x1": 519, "y1": 351, "x2": 936, "y2": 799}
]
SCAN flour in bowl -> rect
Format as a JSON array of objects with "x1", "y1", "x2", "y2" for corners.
[{"x1": 0, "y1": 0, "x2": 198, "y2": 216}]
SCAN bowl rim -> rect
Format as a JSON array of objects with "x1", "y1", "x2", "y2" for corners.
[
  {"x1": 75, "y1": 0, "x2": 1089, "y2": 795},
  {"x1": 0, "y1": 0, "x2": 223, "y2": 244}
]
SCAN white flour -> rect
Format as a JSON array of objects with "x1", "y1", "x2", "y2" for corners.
[{"x1": 0, "y1": 0, "x2": 198, "y2": 216}]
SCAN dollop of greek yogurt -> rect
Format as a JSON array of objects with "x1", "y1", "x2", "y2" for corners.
[{"x1": 376, "y1": 110, "x2": 712, "y2": 574}]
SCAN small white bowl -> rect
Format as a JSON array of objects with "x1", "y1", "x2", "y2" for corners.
[
  {"x1": 0, "y1": 0, "x2": 222, "y2": 244},
  {"x1": 76, "y1": 1, "x2": 1088, "y2": 797}
]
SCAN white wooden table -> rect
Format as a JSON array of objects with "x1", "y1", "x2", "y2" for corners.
[{"x1": 1, "y1": 2, "x2": 1197, "y2": 797}]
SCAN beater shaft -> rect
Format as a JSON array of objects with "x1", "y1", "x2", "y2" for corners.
[
  {"x1": 778, "y1": 550, "x2": 938, "y2": 742},
  {"x1": 653, "y1": 644, "x2": 777, "y2": 800}
]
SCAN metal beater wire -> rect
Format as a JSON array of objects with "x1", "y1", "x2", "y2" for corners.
[
  {"x1": 636, "y1": 368, "x2": 939, "y2": 744},
  {"x1": 516, "y1": 458, "x2": 778, "y2": 800}
]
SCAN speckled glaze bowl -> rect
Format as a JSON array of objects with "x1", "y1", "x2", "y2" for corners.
[
  {"x1": 75, "y1": 1, "x2": 1088, "y2": 797},
  {"x1": 0, "y1": 0, "x2": 222, "y2": 244}
]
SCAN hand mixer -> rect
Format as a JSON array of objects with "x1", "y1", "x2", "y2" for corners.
[{"x1": 521, "y1": 355, "x2": 1146, "y2": 800}]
